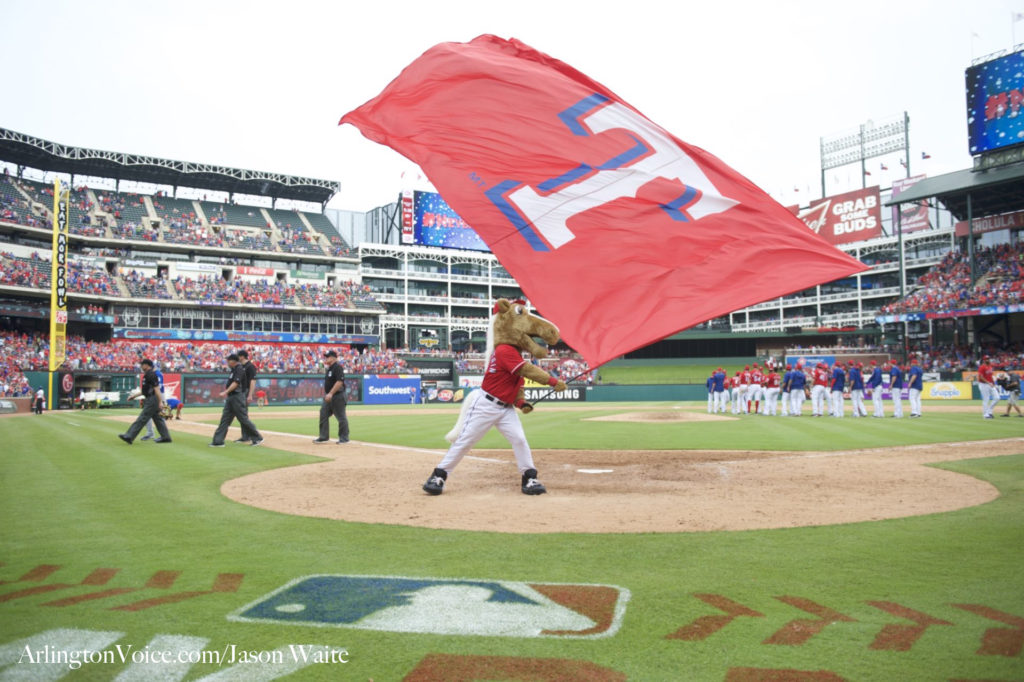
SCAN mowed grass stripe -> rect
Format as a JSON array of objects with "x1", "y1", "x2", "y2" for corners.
[{"x1": 243, "y1": 408, "x2": 1023, "y2": 451}]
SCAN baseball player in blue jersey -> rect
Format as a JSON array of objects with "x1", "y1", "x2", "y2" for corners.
[
  {"x1": 849, "y1": 362, "x2": 867, "y2": 417},
  {"x1": 706, "y1": 373, "x2": 715, "y2": 413},
  {"x1": 780, "y1": 365, "x2": 791, "y2": 416},
  {"x1": 867, "y1": 360, "x2": 884, "y2": 417},
  {"x1": 789, "y1": 365, "x2": 806, "y2": 416},
  {"x1": 830, "y1": 361, "x2": 846, "y2": 417},
  {"x1": 889, "y1": 361, "x2": 904, "y2": 418},
  {"x1": 713, "y1": 368, "x2": 727, "y2": 413},
  {"x1": 907, "y1": 357, "x2": 923, "y2": 418}
]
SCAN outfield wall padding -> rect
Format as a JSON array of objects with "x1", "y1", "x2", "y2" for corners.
[{"x1": 585, "y1": 384, "x2": 708, "y2": 401}]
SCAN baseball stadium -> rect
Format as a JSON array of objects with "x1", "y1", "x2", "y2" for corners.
[{"x1": 2, "y1": 7, "x2": 1024, "y2": 682}]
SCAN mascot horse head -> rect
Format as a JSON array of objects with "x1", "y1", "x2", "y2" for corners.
[{"x1": 490, "y1": 298, "x2": 560, "y2": 358}]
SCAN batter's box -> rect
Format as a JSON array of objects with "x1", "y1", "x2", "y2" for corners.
[{"x1": 228, "y1": 574, "x2": 630, "y2": 638}]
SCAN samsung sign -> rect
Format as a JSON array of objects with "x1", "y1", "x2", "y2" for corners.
[
  {"x1": 363, "y1": 375, "x2": 421, "y2": 404},
  {"x1": 522, "y1": 386, "x2": 586, "y2": 402}
]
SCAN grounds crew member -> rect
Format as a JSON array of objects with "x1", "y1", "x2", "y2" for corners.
[
  {"x1": 313, "y1": 350, "x2": 349, "y2": 444},
  {"x1": 118, "y1": 358, "x2": 171, "y2": 444},
  {"x1": 997, "y1": 371, "x2": 1022, "y2": 417},
  {"x1": 235, "y1": 350, "x2": 258, "y2": 443},
  {"x1": 209, "y1": 353, "x2": 263, "y2": 447},
  {"x1": 33, "y1": 386, "x2": 45, "y2": 414}
]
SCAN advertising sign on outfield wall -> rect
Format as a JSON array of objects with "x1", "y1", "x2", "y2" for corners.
[{"x1": 363, "y1": 375, "x2": 421, "y2": 404}]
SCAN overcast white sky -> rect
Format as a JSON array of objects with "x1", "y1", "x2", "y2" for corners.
[{"x1": 1, "y1": 0, "x2": 1021, "y2": 212}]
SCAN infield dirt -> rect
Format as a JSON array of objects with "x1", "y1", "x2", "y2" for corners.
[{"x1": 107, "y1": 410, "x2": 1019, "y2": 534}]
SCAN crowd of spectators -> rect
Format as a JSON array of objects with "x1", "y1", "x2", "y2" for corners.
[
  {"x1": 0, "y1": 251, "x2": 381, "y2": 309},
  {"x1": 882, "y1": 243, "x2": 1024, "y2": 314},
  {"x1": 172, "y1": 275, "x2": 297, "y2": 306},
  {"x1": 0, "y1": 329, "x2": 411, "y2": 376},
  {"x1": 901, "y1": 342, "x2": 1024, "y2": 372},
  {"x1": 122, "y1": 269, "x2": 172, "y2": 300},
  {"x1": 276, "y1": 223, "x2": 325, "y2": 255},
  {"x1": 0, "y1": 251, "x2": 48, "y2": 288}
]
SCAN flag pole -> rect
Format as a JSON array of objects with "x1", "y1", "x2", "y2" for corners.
[{"x1": 529, "y1": 368, "x2": 595, "y2": 406}]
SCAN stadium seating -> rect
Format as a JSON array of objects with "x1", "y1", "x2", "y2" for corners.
[
  {"x1": 0, "y1": 329, "x2": 410, "y2": 376},
  {"x1": 222, "y1": 227, "x2": 276, "y2": 252},
  {"x1": 0, "y1": 176, "x2": 31, "y2": 225},
  {"x1": 97, "y1": 191, "x2": 155, "y2": 241},
  {"x1": 200, "y1": 201, "x2": 266, "y2": 228},
  {"x1": 881, "y1": 243, "x2": 1024, "y2": 314},
  {"x1": 121, "y1": 269, "x2": 173, "y2": 300},
  {"x1": 304, "y1": 212, "x2": 353, "y2": 256}
]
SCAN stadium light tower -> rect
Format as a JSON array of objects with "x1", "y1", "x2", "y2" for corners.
[{"x1": 819, "y1": 113, "x2": 910, "y2": 197}]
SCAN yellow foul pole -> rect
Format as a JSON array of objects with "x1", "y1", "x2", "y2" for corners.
[{"x1": 48, "y1": 179, "x2": 70, "y2": 409}]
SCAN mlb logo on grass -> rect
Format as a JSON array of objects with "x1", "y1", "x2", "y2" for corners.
[{"x1": 229, "y1": 575, "x2": 629, "y2": 638}]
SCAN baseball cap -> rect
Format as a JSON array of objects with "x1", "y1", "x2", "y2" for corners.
[
  {"x1": 744, "y1": 365, "x2": 750, "y2": 370},
  {"x1": 140, "y1": 358, "x2": 153, "y2": 368},
  {"x1": 226, "y1": 353, "x2": 239, "y2": 362},
  {"x1": 786, "y1": 364, "x2": 792, "y2": 370},
  {"x1": 237, "y1": 350, "x2": 249, "y2": 359},
  {"x1": 324, "y1": 350, "x2": 338, "y2": 358}
]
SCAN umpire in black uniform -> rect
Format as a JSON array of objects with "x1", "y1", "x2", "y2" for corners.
[
  {"x1": 119, "y1": 358, "x2": 171, "y2": 444},
  {"x1": 235, "y1": 349, "x2": 258, "y2": 443},
  {"x1": 210, "y1": 353, "x2": 263, "y2": 447},
  {"x1": 314, "y1": 350, "x2": 349, "y2": 444}
]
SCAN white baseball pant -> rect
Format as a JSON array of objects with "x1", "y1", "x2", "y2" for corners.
[
  {"x1": 811, "y1": 385, "x2": 827, "y2": 416},
  {"x1": 850, "y1": 389, "x2": 866, "y2": 417},
  {"x1": 831, "y1": 390, "x2": 844, "y2": 417},
  {"x1": 909, "y1": 388, "x2": 922, "y2": 416},
  {"x1": 790, "y1": 389, "x2": 805, "y2": 416},
  {"x1": 438, "y1": 391, "x2": 535, "y2": 474},
  {"x1": 979, "y1": 383, "x2": 997, "y2": 418},
  {"x1": 764, "y1": 387, "x2": 779, "y2": 415},
  {"x1": 892, "y1": 389, "x2": 904, "y2": 418}
]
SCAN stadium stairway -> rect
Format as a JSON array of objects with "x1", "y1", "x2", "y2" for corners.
[
  {"x1": 142, "y1": 196, "x2": 166, "y2": 241},
  {"x1": 296, "y1": 212, "x2": 331, "y2": 255},
  {"x1": 85, "y1": 189, "x2": 114, "y2": 239}
]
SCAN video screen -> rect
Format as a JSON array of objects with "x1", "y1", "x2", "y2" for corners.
[{"x1": 966, "y1": 51, "x2": 1024, "y2": 155}]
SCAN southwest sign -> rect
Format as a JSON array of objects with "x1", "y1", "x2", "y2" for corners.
[{"x1": 229, "y1": 574, "x2": 629, "y2": 638}]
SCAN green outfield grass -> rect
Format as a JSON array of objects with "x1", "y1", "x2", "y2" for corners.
[
  {"x1": 599, "y1": 364, "x2": 724, "y2": 384},
  {"x1": 1, "y1": 408, "x2": 1022, "y2": 681},
  {"x1": 209, "y1": 401, "x2": 1021, "y2": 452}
]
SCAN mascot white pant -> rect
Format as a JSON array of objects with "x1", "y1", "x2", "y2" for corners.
[{"x1": 439, "y1": 390, "x2": 535, "y2": 474}]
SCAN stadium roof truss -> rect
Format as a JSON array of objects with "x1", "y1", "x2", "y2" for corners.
[
  {"x1": 884, "y1": 162, "x2": 1024, "y2": 221},
  {"x1": 0, "y1": 128, "x2": 339, "y2": 207}
]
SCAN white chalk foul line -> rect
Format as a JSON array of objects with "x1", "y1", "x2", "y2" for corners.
[{"x1": 177, "y1": 420, "x2": 505, "y2": 464}]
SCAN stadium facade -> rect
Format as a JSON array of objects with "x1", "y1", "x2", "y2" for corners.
[{"x1": 0, "y1": 125, "x2": 1016, "y2": 367}]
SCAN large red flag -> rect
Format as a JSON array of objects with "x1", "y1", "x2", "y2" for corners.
[{"x1": 341, "y1": 35, "x2": 867, "y2": 367}]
